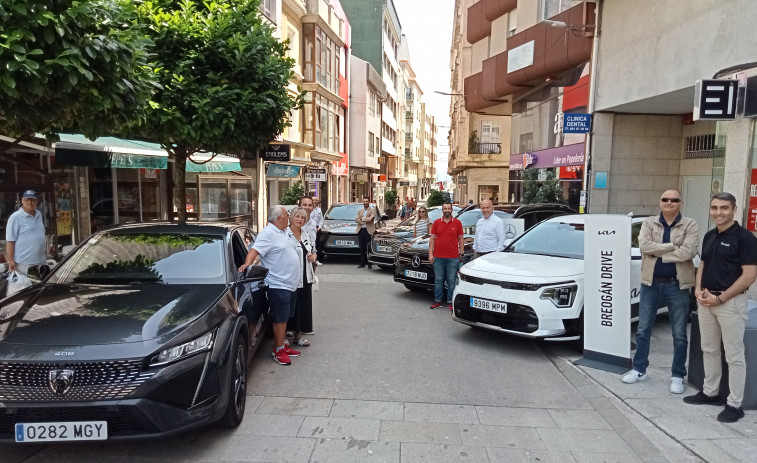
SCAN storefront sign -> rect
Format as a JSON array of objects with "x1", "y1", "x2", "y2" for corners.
[
  {"x1": 694, "y1": 79, "x2": 738, "y2": 121},
  {"x1": 261, "y1": 144, "x2": 291, "y2": 161},
  {"x1": 399, "y1": 181, "x2": 410, "y2": 186},
  {"x1": 266, "y1": 163, "x2": 300, "y2": 178},
  {"x1": 748, "y1": 169, "x2": 757, "y2": 231},
  {"x1": 507, "y1": 40, "x2": 534, "y2": 73},
  {"x1": 579, "y1": 214, "x2": 632, "y2": 372},
  {"x1": 509, "y1": 143, "x2": 584, "y2": 170},
  {"x1": 563, "y1": 113, "x2": 591, "y2": 133},
  {"x1": 457, "y1": 176, "x2": 468, "y2": 184},
  {"x1": 305, "y1": 168, "x2": 327, "y2": 182},
  {"x1": 559, "y1": 165, "x2": 583, "y2": 180}
]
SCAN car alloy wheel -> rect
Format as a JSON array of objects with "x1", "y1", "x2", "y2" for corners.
[{"x1": 220, "y1": 334, "x2": 247, "y2": 427}]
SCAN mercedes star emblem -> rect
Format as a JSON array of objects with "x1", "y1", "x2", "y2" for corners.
[
  {"x1": 411, "y1": 255, "x2": 421, "y2": 268},
  {"x1": 504, "y1": 224, "x2": 517, "y2": 239},
  {"x1": 49, "y1": 369, "x2": 75, "y2": 395}
]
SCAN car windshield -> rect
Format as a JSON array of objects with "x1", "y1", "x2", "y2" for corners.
[
  {"x1": 326, "y1": 204, "x2": 376, "y2": 221},
  {"x1": 49, "y1": 232, "x2": 227, "y2": 285},
  {"x1": 456, "y1": 210, "x2": 513, "y2": 235},
  {"x1": 509, "y1": 221, "x2": 585, "y2": 259}
]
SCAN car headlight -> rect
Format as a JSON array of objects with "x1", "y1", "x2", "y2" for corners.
[
  {"x1": 540, "y1": 285, "x2": 578, "y2": 308},
  {"x1": 151, "y1": 331, "x2": 214, "y2": 366}
]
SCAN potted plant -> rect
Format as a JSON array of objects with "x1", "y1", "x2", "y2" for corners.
[{"x1": 384, "y1": 189, "x2": 398, "y2": 218}]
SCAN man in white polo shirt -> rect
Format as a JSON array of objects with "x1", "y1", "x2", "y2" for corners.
[
  {"x1": 239, "y1": 205, "x2": 302, "y2": 365},
  {"x1": 6, "y1": 190, "x2": 46, "y2": 275},
  {"x1": 472, "y1": 199, "x2": 505, "y2": 259}
]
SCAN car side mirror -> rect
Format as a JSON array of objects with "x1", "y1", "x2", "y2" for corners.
[{"x1": 242, "y1": 265, "x2": 269, "y2": 282}]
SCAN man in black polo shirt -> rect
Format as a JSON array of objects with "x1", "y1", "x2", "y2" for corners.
[{"x1": 684, "y1": 192, "x2": 757, "y2": 423}]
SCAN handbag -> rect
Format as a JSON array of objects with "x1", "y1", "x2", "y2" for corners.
[
  {"x1": 312, "y1": 275, "x2": 320, "y2": 292},
  {"x1": 6, "y1": 270, "x2": 32, "y2": 297}
]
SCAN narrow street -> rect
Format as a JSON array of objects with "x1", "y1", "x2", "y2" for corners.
[{"x1": 3, "y1": 260, "x2": 698, "y2": 462}]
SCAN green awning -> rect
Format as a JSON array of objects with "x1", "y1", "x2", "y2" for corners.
[{"x1": 53, "y1": 135, "x2": 241, "y2": 172}]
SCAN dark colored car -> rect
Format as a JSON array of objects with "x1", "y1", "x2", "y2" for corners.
[
  {"x1": 318, "y1": 203, "x2": 388, "y2": 258},
  {"x1": 0, "y1": 223, "x2": 271, "y2": 442},
  {"x1": 393, "y1": 203, "x2": 575, "y2": 292},
  {"x1": 368, "y1": 205, "x2": 462, "y2": 268}
]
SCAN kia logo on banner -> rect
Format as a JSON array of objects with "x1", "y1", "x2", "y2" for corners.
[
  {"x1": 577, "y1": 214, "x2": 632, "y2": 373},
  {"x1": 261, "y1": 144, "x2": 291, "y2": 161}
]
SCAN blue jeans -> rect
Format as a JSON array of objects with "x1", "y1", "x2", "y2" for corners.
[
  {"x1": 632, "y1": 281, "x2": 690, "y2": 378},
  {"x1": 433, "y1": 257, "x2": 459, "y2": 303}
]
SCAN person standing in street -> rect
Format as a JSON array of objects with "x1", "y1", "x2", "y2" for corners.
[
  {"x1": 472, "y1": 199, "x2": 505, "y2": 259},
  {"x1": 286, "y1": 207, "x2": 317, "y2": 347},
  {"x1": 300, "y1": 196, "x2": 317, "y2": 245},
  {"x1": 238, "y1": 205, "x2": 301, "y2": 366},
  {"x1": 311, "y1": 197, "x2": 325, "y2": 265},
  {"x1": 684, "y1": 192, "x2": 757, "y2": 423},
  {"x1": 5, "y1": 190, "x2": 46, "y2": 275},
  {"x1": 355, "y1": 195, "x2": 376, "y2": 269},
  {"x1": 413, "y1": 206, "x2": 430, "y2": 238},
  {"x1": 428, "y1": 202, "x2": 464, "y2": 311},
  {"x1": 621, "y1": 189, "x2": 699, "y2": 394}
]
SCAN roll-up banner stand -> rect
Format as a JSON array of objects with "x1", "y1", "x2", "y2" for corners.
[{"x1": 575, "y1": 214, "x2": 632, "y2": 373}]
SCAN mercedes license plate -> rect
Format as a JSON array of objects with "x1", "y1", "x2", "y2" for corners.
[
  {"x1": 405, "y1": 270, "x2": 427, "y2": 280},
  {"x1": 470, "y1": 297, "x2": 507, "y2": 313},
  {"x1": 15, "y1": 421, "x2": 108, "y2": 442},
  {"x1": 334, "y1": 240, "x2": 354, "y2": 246},
  {"x1": 376, "y1": 245, "x2": 392, "y2": 252}
]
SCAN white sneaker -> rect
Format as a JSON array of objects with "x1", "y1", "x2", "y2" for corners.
[
  {"x1": 316, "y1": 261, "x2": 323, "y2": 266},
  {"x1": 621, "y1": 370, "x2": 647, "y2": 384},
  {"x1": 670, "y1": 377, "x2": 685, "y2": 394}
]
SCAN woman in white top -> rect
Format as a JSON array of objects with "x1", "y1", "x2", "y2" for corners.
[
  {"x1": 286, "y1": 207, "x2": 317, "y2": 346},
  {"x1": 413, "y1": 206, "x2": 430, "y2": 238}
]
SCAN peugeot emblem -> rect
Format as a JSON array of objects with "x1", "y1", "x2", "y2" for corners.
[
  {"x1": 49, "y1": 369, "x2": 75, "y2": 395},
  {"x1": 411, "y1": 255, "x2": 421, "y2": 268},
  {"x1": 505, "y1": 224, "x2": 517, "y2": 239}
]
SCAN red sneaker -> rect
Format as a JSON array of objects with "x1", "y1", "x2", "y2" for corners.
[
  {"x1": 448, "y1": 303, "x2": 453, "y2": 311},
  {"x1": 430, "y1": 301, "x2": 443, "y2": 309},
  {"x1": 272, "y1": 349, "x2": 291, "y2": 365},
  {"x1": 284, "y1": 345, "x2": 301, "y2": 357}
]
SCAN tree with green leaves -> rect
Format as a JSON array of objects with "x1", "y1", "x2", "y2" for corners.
[
  {"x1": 131, "y1": 0, "x2": 305, "y2": 223},
  {"x1": 426, "y1": 189, "x2": 446, "y2": 207},
  {"x1": 521, "y1": 168, "x2": 565, "y2": 204},
  {"x1": 280, "y1": 180, "x2": 305, "y2": 205},
  {"x1": 0, "y1": 0, "x2": 157, "y2": 147}
]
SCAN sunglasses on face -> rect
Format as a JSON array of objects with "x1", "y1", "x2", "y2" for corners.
[{"x1": 660, "y1": 198, "x2": 681, "y2": 203}]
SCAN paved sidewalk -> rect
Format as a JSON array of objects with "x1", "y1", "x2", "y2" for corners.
[{"x1": 567, "y1": 320, "x2": 757, "y2": 462}]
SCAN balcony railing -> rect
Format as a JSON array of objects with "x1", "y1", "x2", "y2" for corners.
[
  {"x1": 405, "y1": 111, "x2": 413, "y2": 120},
  {"x1": 469, "y1": 142, "x2": 501, "y2": 154}
]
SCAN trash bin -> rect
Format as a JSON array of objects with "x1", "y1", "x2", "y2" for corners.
[{"x1": 688, "y1": 300, "x2": 757, "y2": 409}]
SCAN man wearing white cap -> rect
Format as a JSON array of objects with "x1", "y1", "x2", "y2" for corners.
[{"x1": 6, "y1": 190, "x2": 46, "y2": 275}]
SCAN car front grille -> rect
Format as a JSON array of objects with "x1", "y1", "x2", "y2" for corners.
[
  {"x1": 0, "y1": 360, "x2": 156, "y2": 402},
  {"x1": 460, "y1": 273, "x2": 574, "y2": 291},
  {"x1": 371, "y1": 237, "x2": 402, "y2": 255},
  {"x1": 397, "y1": 252, "x2": 431, "y2": 267},
  {"x1": 0, "y1": 406, "x2": 160, "y2": 439},
  {"x1": 453, "y1": 294, "x2": 539, "y2": 333}
]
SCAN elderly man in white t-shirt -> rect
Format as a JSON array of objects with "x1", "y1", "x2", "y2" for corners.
[
  {"x1": 239, "y1": 205, "x2": 302, "y2": 366},
  {"x1": 472, "y1": 199, "x2": 505, "y2": 259}
]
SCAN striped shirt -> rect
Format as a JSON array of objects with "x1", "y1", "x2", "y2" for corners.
[{"x1": 414, "y1": 219, "x2": 429, "y2": 237}]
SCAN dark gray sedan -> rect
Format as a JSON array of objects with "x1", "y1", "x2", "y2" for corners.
[{"x1": 0, "y1": 223, "x2": 269, "y2": 442}]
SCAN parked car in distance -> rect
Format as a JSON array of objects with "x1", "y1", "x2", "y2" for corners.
[
  {"x1": 0, "y1": 222, "x2": 270, "y2": 442},
  {"x1": 451, "y1": 214, "x2": 656, "y2": 347},
  {"x1": 394, "y1": 203, "x2": 575, "y2": 293},
  {"x1": 318, "y1": 203, "x2": 388, "y2": 258},
  {"x1": 368, "y1": 205, "x2": 462, "y2": 268}
]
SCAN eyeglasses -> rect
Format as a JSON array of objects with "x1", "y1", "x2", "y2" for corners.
[{"x1": 660, "y1": 198, "x2": 681, "y2": 203}]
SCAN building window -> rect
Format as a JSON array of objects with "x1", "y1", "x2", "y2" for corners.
[
  {"x1": 261, "y1": 0, "x2": 276, "y2": 23},
  {"x1": 519, "y1": 133, "x2": 533, "y2": 153},
  {"x1": 285, "y1": 26, "x2": 298, "y2": 62},
  {"x1": 303, "y1": 24, "x2": 340, "y2": 95},
  {"x1": 368, "y1": 132, "x2": 375, "y2": 157},
  {"x1": 541, "y1": 0, "x2": 582, "y2": 20}
]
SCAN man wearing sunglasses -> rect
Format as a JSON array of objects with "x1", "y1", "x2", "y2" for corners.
[{"x1": 621, "y1": 189, "x2": 699, "y2": 395}]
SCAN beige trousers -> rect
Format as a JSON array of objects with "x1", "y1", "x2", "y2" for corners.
[{"x1": 698, "y1": 292, "x2": 748, "y2": 408}]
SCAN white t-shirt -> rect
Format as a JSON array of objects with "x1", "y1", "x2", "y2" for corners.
[{"x1": 252, "y1": 223, "x2": 301, "y2": 291}]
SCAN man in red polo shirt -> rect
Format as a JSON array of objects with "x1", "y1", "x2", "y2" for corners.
[{"x1": 428, "y1": 201, "x2": 464, "y2": 310}]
